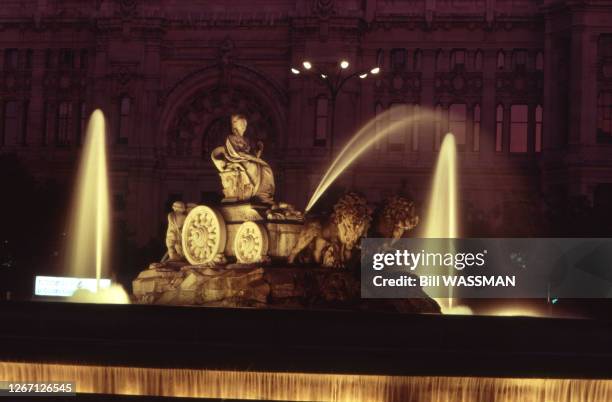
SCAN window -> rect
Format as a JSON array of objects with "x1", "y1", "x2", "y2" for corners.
[
  {"x1": 58, "y1": 49, "x2": 74, "y2": 69},
  {"x1": 496, "y1": 105, "x2": 504, "y2": 152},
  {"x1": 597, "y1": 92, "x2": 612, "y2": 141},
  {"x1": 21, "y1": 100, "x2": 28, "y2": 145},
  {"x1": 314, "y1": 96, "x2": 328, "y2": 147},
  {"x1": 449, "y1": 104, "x2": 467, "y2": 145},
  {"x1": 388, "y1": 104, "x2": 407, "y2": 152},
  {"x1": 535, "y1": 105, "x2": 543, "y2": 152},
  {"x1": 314, "y1": 96, "x2": 329, "y2": 147},
  {"x1": 510, "y1": 104, "x2": 528, "y2": 153},
  {"x1": 2, "y1": 101, "x2": 18, "y2": 146},
  {"x1": 451, "y1": 50, "x2": 466, "y2": 70},
  {"x1": 599, "y1": 35, "x2": 612, "y2": 58},
  {"x1": 436, "y1": 49, "x2": 445, "y2": 71},
  {"x1": 375, "y1": 102, "x2": 384, "y2": 150},
  {"x1": 535, "y1": 51, "x2": 544, "y2": 71},
  {"x1": 473, "y1": 104, "x2": 481, "y2": 152},
  {"x1": 390, "y1": 49, "x2": 406, "y2": 71},
  {"x1": 497, "y1": 50, "x2": 505, "y2": 70},
  {"x1": 57, "y1": 101, "x2": 72, "y2": 146},
  {"x1": 77, "y1": 102, "x2": 87, "y2": 146},
  {"x1": 474, "y1": 50, "x2": 483, "y2": 71},
  {"x1": 376, "y1": 49, "x2": 384, "y2": 69},
  {"x1": 118, "y1": 97, "x2": 131, "y2": 144},
  {"x1": 25, "y1": 49, "x2": 33, "y2": 70},
  {"x1": 435, "y1": 104, "x2": 443, "y2": 149},
  {"x1": 45, "y1": 49, "x2": 55, "y2": 69},
  {"x1": 80, "y1": 50, "x2": 88, "y2": 70},
  {"x1": 413, "y1": 49, "x2": 422, "y2": 71},
  {"x1": 412, "y1": 104, "x2": 420, "y2": 151},
  {"x1": 114, "y1": 194, "x2": 126, "y2": 212},
  {"x1": 513, "y1": 50, "x2": 527, "y2": 69},
  {"x1": 4, "y1": 49, "x2": 18, "y2": 70}
]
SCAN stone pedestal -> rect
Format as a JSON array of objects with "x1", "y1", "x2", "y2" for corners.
[{"x1": 132, "y1": 265, "x2": 440, "y2": 313}]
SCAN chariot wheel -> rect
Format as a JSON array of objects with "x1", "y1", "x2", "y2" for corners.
[
  {"x1": 234, "y1": 221, "x2": 269, "y2": 264},
  {"x1": 182, "y1": 206, "x2": 227, "y2": 265}
]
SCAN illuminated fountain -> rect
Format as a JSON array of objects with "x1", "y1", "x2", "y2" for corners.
[
  {"x1": 305, "y1": 106, "x2": 436, "y2": 212},
  {"x1": 65, "y1": 109, "x2": 128, "y2": 304},
  {"x1": 421, "y1": 133, "x2": 471, "y2": 314}
]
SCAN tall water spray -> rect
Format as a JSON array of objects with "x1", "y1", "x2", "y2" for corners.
[
  {"x1": 67, "y1": 109, "x2": 111, "y2": 286},
  {"x1": 424, "y1": 134, "x2": 458, "y2": 239},
  {"x1": 423, "y1": 133, "x2": 462, "y2": 313},
  {"x1": 65, "y1": 110, "x2": 128, "y2": 303}
]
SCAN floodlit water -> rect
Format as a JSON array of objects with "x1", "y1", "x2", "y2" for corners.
[
  {"x1": 65, "y1": 109, "x2": 128, "y2": 303},
  {"x1": 1, "y1": 362, "x2": 610, "y2": 401},
  {"x1": 305, "y1": 106, "x2": 436, "y2": 212},
  {"x1": 421, "y1": 134, "x2": 464, "y2": 313}
]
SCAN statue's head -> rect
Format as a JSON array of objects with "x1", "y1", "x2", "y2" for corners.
[
  {"x1": 231, "y1": 114, "x2": 248, "y2": 136},
  {"x1": 172, "y1": 201, "x2": 186, "y2": 213}
]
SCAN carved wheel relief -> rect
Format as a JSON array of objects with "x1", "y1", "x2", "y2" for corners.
[
  {"x1": 234, "y1": 222, "x2": 269, "y2": 264},
  {"x1": 182, "y1": 206, "x2": 227, "y2": 264}
]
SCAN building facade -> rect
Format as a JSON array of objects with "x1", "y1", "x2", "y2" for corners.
[{"x1": 1, "y1": 0, "x2": 612, "y2": 244}]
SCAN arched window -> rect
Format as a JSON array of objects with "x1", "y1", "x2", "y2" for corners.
[
  {"x1": 118, "y1": 96, "x2": 131, "y2": 144},
  {"x1": 450, "y1": 49, "x2": 466, "y2": 70},
  {"x1": 474, "y1": 50, "x2": 483, "y2": 71},
  {"x1": 496, "y1": 104, "x2": 504, "y2": 152},
  {"x1": 376, "y1": 49, "x2": 384, "y2": 69},
  {"x1": 413, "y1": 49, "x2": 422, "y2": 71},
  {"x1": 473, "y1": 104, "x2": 481, "y2": 152},
  {"x1": 314, "y1": 96, "x2": 328, "y2": 147},
  {"x1": 510, "y1": 104, "x2": 529, "y2": 153},
  {"x1": 449, "y1": 104, "x2": 467, "y2": 145},
  {"x1": 390, "y1": 49, "x2": 406, "y2": 71},
  {"x1": 497, "y1": 50, "x2": 505, "y2": 70},
  {"x1": 57, "y1": 101, "x2": 72, "y2": 146},
  {"x1": 512, "y1": 49, "x2": 527, "y2": 70},
  {"x1": 535, "y1": 105, "x2": 543, "y2": 152},
  {"x1": 4, "y1": 49, "x2": 18, "y2": 70},
  {"x1": 535, "y1": 51, "x2": 544, "y2": 71}
]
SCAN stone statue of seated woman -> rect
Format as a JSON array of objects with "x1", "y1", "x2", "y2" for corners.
[{"x1": 211, "y1": 114, "x2": 275, "y2": 205}]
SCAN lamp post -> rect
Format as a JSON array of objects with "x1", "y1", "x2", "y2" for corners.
[{"x1": 291, "y1": 60, "x2": 381, "y2": 159}]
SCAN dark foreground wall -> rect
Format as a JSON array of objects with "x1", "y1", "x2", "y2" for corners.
[{"x1": 0, "y1": 301, "x2": 611, "y2": 379}]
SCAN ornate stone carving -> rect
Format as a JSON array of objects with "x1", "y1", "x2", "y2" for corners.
[
  {"x1": 289, "y1": 193, "x2": 372, "y2": 268},
  {"x1": 166, "y1": 86, "x2": 277, "y2": 157},
  {"x1": 211, "y1": 114, "x2": 275, "y2": 204},
  {"x1": 313, "y1": 0, "x2": 335, "y2": 19},
  {"x1": 181, "y1": 206, "x2": 227, "y2": 265},
  {"x1": 376, "y1": 196, "x2": 420, "y2": 240},
  {"x1": 333, "y1": 193, "x2": 373, "y2": 264},
  {"x1": 164, "y1": 201, "x2": 187, "y2": 262},
  {"x1": 234, "y1": 221, "x2": 269, "y2": 264}
]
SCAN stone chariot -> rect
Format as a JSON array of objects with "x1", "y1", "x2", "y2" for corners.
[{"x1": 181, "y1": 203, "x2": 302, "y2": 265}]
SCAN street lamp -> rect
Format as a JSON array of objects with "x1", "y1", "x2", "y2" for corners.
[{"x1": 290, "y1": 59, "x2": 381, "y2": 158}]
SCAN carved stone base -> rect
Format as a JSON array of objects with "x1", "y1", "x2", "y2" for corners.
[{"x1": 132, "y1": 265, "x2": 441, "y2": 313}]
